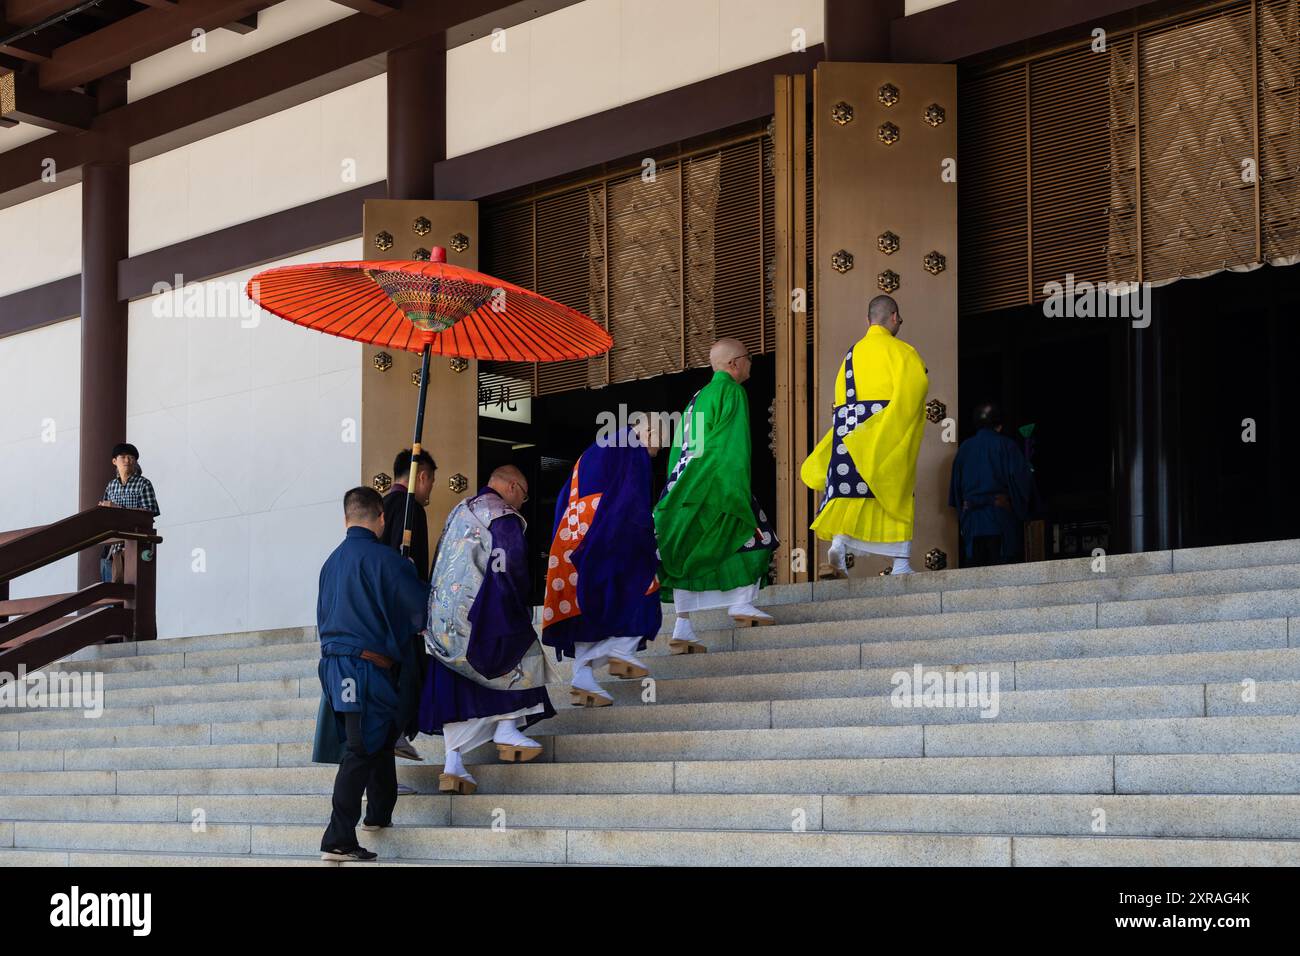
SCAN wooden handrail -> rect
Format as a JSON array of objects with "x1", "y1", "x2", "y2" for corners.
[
  {"x1": 0, "y1": 523, "x2": 44, "y2": 548},
  {"x1": 0, "y1": 506, "x2": 159, "y2": 582},
  {"x1": 0, "y1": 606, "x2": 133, "y2": 672},
  {"x1": 0, "y1": 506, "x2": 162, "y2": 673},
  {"x1": 0, "y1": 586, "x2": 133, "y2": 617},
  {"x1": 0, "y1": 583, "x2": 134, "y2": 647}
]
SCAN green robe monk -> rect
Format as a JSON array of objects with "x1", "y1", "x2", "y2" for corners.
[{"x1": 654, "y1": 338, "x2": 779, "y2": 652}]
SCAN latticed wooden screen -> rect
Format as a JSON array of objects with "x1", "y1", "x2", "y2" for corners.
[
  {"x1": 480, "y1": 133, "x2": 775, "y2": 399},
  {"x1": 960, "y1": 0, "x2": 1300, "y2": 314}
]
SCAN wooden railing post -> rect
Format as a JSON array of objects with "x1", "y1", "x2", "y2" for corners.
[{"x1": 122, "y1": 537, "x2": 157, "y2": 642}]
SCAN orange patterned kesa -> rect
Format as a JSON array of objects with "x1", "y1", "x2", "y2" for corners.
[{"x1": 543, "y1": 463, "x2": 602, "y2": 628}]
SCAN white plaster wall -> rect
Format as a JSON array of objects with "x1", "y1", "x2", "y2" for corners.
[
  {"x1": 0, "y1": 319, "x2": 82, "y2": 599},
  {"x1": 128, "y1": 75, "x2": 386, "y2": 257},
  {"x1": 446, "y1": 0, "x2": 824, "y2": 157},
  {"x1": 126, "y1": 237, "x2": 363, "y2": 638},
  {"x1": 0, "y1": 183, "x2": 81, "y2": 297}
]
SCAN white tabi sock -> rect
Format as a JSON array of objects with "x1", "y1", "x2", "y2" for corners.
[
  {"x1": 728, "y1": 602, "x2": 774, "y2": 622},
  {"x1": 672, "y1": 615, "x2": 698, "y2": 643},
  {"x1": 827, "y1": 540, "x2": 849, "y2": 574},
  {"x1": 891, "y1": 557, "x2": 915, "y2": 575},
  {"x1": 493, "y1": 720, "x2": 540, "y2": 749},
  {"x1": 571, "y1": 662, "x2": 610, "y2": 698},
  {"x1": 443, "y1": 747, "x2": 467, "y2": 778},
  {"x1": 608, "y1": 634, "x2": 645, "y2": 663}
]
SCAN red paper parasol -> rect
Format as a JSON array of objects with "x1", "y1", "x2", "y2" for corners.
[
  {"x1": 247, "y1": 255, "x2": 611, "y2": 362},
  {"x1": 245, "y1": 246, "x2": 611, "y2": 556}
]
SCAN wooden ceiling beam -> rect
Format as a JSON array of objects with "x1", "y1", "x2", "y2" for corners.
[
  {"x1": 1, "y1": 65, "x2": 94, "y2": 129},
  {"x1": 38, "y1": 0, "x2": 274, "y2": 90},
  {"x1": 0, "y1": 17, "x2": 78, "y2": 62},
  {"x1": 2, "y1": 0, "x2": 89, "y2": 27},
  {"x1": 0, "y1": 0, "x2": 586, "y2": 208}
]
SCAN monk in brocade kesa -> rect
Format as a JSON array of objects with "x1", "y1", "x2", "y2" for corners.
[
  {"x1": 801, "y1": 294, "x2": 929, "y2": 578},
  {"x1": 654, "y1": 338, "x2": 779, "y2": 653}
]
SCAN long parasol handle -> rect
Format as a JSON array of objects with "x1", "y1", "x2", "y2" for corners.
[{"x1": 401, "y1": 343, "x2": 433, "y2": 560}]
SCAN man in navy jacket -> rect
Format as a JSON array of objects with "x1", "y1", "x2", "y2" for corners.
[{"x1": 317, "y1": 486, "x2": 427, "y2": 862}]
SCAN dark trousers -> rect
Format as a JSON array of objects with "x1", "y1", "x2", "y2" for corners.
[
  {"x1": 321, "y1": 711, "x2": 400, "y2": 851},
  {"x1": 965, "y1": 534, "x2": 1012, "y2": 567}
]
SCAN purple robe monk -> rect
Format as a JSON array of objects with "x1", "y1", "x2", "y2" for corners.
[
  {"x1": 418, "y1": 465, "x2": 554, "y2": 794},
  {"x1": 542, "y1": 421, "x2": 663, "y2": 707}
]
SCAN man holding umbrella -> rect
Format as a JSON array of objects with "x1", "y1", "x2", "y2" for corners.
[{"x1": 380, "y1": 446, "x2": 437, "y2": 765}]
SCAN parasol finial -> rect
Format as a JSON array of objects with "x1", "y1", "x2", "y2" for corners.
[{"x1": 430, "y1": 246, "x2": 446, "y2": 263}]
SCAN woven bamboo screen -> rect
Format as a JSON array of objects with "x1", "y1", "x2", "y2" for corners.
[
  {"x1": 480, "y1": 134, "x2": 775, "y2": 399},
  {"x1": 960, "y1": 0, "x2": 1300, "y2": 315}
]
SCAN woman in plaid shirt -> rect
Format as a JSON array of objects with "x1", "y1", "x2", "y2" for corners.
[{"x1": 99, "y1": 442, "x2": 161, "y2": 583}]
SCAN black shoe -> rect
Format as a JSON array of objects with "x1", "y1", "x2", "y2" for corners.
[
  {"x1": 360, "y1": 820, "x2": 391, "y2": 832},
  {"x1": 321, "y1": 845, "x2": 378, "y2": 862}
]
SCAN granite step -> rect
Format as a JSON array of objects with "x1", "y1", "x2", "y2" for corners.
[
  {"x1": 821, "y1": 793, "x2": 1300, "y2": 839},
  {"x1": 0, "y1": 679, "x2": 1239, "y2": 753},
  {"x1": 14, "y1": 819, "x2": 1296, "y2": 867},
  {"x1": 0, "y1": 755, "x2": 1126, "y2": 797},
  {"x1": 38, "y1": 616, "x2": 1293, "y2": 698},
  {"x1": 5, "y1": 790, "x2": 1299, "y2": 842},
  {"x1": 6, "y1": 645, "x2": 1300, "y2": 734}
]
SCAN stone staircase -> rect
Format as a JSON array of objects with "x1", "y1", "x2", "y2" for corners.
[{"x1": 2, "y1": 539, "x2": 1300, "y2": 866}]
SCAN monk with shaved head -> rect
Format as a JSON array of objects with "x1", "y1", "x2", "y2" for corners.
[
  {"x1": 419, "y1": 462, "x2": 554, "y2": 793},
  {"x1": 801, "y1": 294, "x2": 929, "y2": 577},
  {"x1": 653, "y1": 338, "x2": 780, "y2": 651}
]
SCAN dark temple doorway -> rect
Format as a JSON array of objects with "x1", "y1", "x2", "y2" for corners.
[
  {"x1": 958, "y1": 264, "x2": 1300, "y2": 562},
  {"x1": 959, "y1": 307, "x2": 1115, "y2": 562}
]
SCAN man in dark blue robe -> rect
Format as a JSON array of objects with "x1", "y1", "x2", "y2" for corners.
[
  {"x1": 419, "y1": 465, "x2": 555, "y2": 794},
  {"x1": 542, "y1": 420, "x2": 662, "y2": 706},
  {"x1": 317, "y1": 487, "x2": 428, "y2": 862},
  {"x1": 379, "y1": 447, "x2": 437, "y2": 765},
  {"x1": 948, "y1": 401, "x2": 1036, "y2": 567}
]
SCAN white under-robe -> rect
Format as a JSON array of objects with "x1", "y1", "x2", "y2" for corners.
[
  {"x1": 833, "y1": 534, "x2": 911, "y2": 559},
  {"x1": 672, "y1": 581, "x2": 760, "y2": 614},
  {"x1": 442, "y1": 704, "x2": 545, "y2": 755},
  {"x1": 573, "y1": 634, "x2": 643, "y2": 672}
]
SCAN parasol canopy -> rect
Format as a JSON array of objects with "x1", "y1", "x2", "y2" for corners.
[
  {"x1": 245, "y1": 249, "x2": 612, "y2": 362},
  {"x1": 243, "y1": 245, "x2": 611, "y2": 560}
]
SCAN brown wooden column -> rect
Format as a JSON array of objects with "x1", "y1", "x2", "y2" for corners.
[
  {"x1": 387, "y1": 34, "x2": 446, "y2": 200},
  {"x1": 370, "y1": 31, "x2": 477, "y2": 534},
  {"x1": 76, "y1": 73, "x2": 129, "y2": 588},
  {"x1": 823, "y1": 0, "x2": 904, "y2": 62}
]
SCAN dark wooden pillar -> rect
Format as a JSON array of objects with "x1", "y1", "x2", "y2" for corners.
[
  {"x1": 823, "y1": 0, "x2": 905, "y2": 62},
  {"x1": 77, "y1": 73, "x2": 129, "y2": 588},
  {"x1": 387, "y1": 34, "x2": 446, "y2": 200}
]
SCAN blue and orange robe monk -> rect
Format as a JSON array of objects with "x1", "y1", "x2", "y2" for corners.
[{"x1": 541, "y1": 434, "x2": 661, "y2": 659}]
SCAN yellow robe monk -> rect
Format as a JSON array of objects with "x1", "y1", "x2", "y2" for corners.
[{"x1": 801, "y1": 324, "x2": 928, "y2": 546}]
